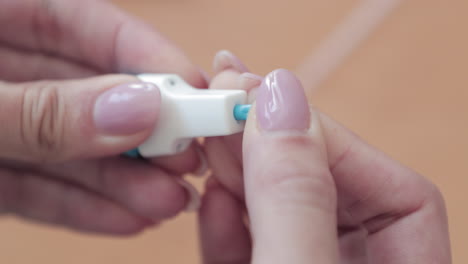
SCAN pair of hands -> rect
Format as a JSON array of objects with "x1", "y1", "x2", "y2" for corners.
[{"x1": 0, "y1": 0, "x2": 451, "y2": 263}]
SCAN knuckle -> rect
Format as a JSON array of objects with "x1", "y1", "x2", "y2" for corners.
[
  {"x1": 20, "y1": 82, "x2": 65, "y2": 161},
  {"x1": 273, "y1": 134, "x2": 321, "y2": 151},
  {"x1": 254, "y1": 154, "x2": 336, "y2": 212}
]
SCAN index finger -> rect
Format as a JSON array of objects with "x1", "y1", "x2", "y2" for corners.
[
  {"x1": 319, "y1": 112, "x2": 451, "y2": 262},
  {"x1": 0, "y1": 0, "x2": 205, "y2": 87}
]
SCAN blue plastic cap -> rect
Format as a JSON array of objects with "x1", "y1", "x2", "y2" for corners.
[
  {"x1": 124, "y1": 148, "x2": 141, "y2": 158},
  {"x1": 233, "y1": 104, "x2": 251, "y2": 121}
]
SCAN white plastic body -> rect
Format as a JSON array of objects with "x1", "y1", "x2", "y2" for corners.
[{"x1": 136, "y1": 74, "x2": 247, "y2": 157}]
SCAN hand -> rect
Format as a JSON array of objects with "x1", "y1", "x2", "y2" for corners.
[
  {"x1": 199, "y1": 62, "x2": 451, "y2": 262},
  {"x1": 0, "y1": 0, "x2": 206, "y2": 235}
]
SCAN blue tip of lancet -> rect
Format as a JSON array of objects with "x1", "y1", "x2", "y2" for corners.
[{"x1": 233, "y1": 104, "x2": 251, "y2": 121}]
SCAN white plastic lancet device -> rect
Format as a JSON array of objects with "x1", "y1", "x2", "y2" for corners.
[{"x1": 124, "y1": 74, "x2": 250, "y2": 158}]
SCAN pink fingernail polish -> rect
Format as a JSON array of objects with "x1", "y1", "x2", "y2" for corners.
[
  {"x1": 213, "y1": 50, "x2": 249, "y2": 73},
  {"x1": 256, "y1": 69, "x2": 310, "y2": 131},
  {"x1": 94, "y1": 82, "x2": 160, "y2": 135}
]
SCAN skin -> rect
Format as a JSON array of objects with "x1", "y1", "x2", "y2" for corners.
[
  {"x1": 0, "y1": 0, "x2": 206, "y2": 235},
  {"x1": 200, "y1": 54, "x2": 451, "y2": 263}
]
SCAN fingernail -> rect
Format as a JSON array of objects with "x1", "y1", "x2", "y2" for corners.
[
  {"x1": 256, "y1": 69, "x2": 310, "y2": 131},
  {"x1": 213, "y1": 50, "x2": 249, "y2": 73},
  {"x1": 239, "y1": 72, "x2": 262, "y2": 90},
  {"x1": 94, "y1": 82, "x2": 160, "y2": 135},
  {"x1": 177, "y1": 178, "x2": 201, "y2": 212},
  {"x1": 193, "y1": 145, "x2": 208, "y2": 177},
  {"x1": 239, "y1": 73, "x2": 263, "y2": 103}
]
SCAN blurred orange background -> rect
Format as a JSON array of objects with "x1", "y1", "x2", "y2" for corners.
[{"x1": 1, "y1": 0, "x2": 467, "y2": 263}]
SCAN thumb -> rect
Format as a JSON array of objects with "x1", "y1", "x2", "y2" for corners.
[
  {"x1": 243, "y1": 69, "x2": 339, "y2": 264},
  {"x1": 0, "y1": 75, "x2": 160, "y2": 162}
]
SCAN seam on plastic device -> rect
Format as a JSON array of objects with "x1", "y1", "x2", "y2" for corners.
[{"x1": 124, "y1": 74, "x2": 250, "y2": 158}]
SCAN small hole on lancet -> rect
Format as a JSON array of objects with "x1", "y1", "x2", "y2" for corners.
[
  {"x1": 168, "y1": 79, "x2": 176, "y2": 86},
  {"x1": 175, "y1": 139, "x2": 190, "y2": 153},
  {"x1": 176, "y1": 143, "x2": 183, "y2": 152}
]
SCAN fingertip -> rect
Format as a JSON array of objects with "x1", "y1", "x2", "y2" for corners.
[
  {"x1": 209, "y1": 69, "x2": 242, "y2": 91},
  {"x1": 213, "y1": 50, "x2": 249, "y2": 74},
  {"x1": 130, "y1": 172, "x2": 189, "y2": 219},
  {"x1": 117, "y1": 162, "x2": 200, "y2": 217},
  {"x1": 238, "y1": 72, "x2": 263, "y2": 89}
]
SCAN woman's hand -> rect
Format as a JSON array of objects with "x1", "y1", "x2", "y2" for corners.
[
  {"x1": 199, "y1": 61, "x2": 451, "y2": 262},
  {"x1": 0, "y1": 0, "x2": 205, "y2": 235}
]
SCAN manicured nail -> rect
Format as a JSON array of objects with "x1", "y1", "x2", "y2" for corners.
[
  {"x1": 256, "y1": 69, "x2": 310, "y2": 131},
  {"x1": 94, "y1": 82, "x2": 160, "y2": 135},
  {"x1": 177, "y1": 178, "x2": 201, "y2": 212},
  {"x1": 213, "y1": 50, "x2": 249, "y2": 73}
]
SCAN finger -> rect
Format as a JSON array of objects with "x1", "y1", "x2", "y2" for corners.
[
  {"x1": 338, "y1": 227, "x2": 369, "y2": 263},
  {"x1": 0, "y1": 75, "x2": 160, "y2": 162},
  {"x1": 149, "y1": 141, "x2": 205, "y2": 176},
  {"x1": 205, "y1": 51, "x2": 261, "y2": 197},
  {"x1": 321, "y1": 112, "x2": 438, "y2": 225},
  {"x1": 211, "y1": 72, "x2": 262, "y2": 156},
  {"x1": 0, "y1": 44, "x2": 100, "y2": 82},
  {"x1": 320, "y1": 113, "x2": 451, "y2": 262},
  {"x1": 0, "y1": 0, "x2": 205, "y2": 87},
  {"x1": 209, "y1": 51, "x2": 259, "y2": 163},
  {"x1": 199, "y1": 178, "x2": 251, "y2": 264},
  {"x1": 34, "y1": 157, "x2": 195, "y2": 220},
  {"x1": 206, "y1": 72, "x2": 261, "y2": 196},
  {"x1": 205, "y1": 71, "x2": 249, "y2": 197},
  {"x1": 243, "y1": 69, "x2": 339, "y2": 264},
  {"x1": 205, "y1": 136, "x2": 244, "y2": 197},
  {"x1": 0, "y1": 168, "x2": 152, "y2": 235}
]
